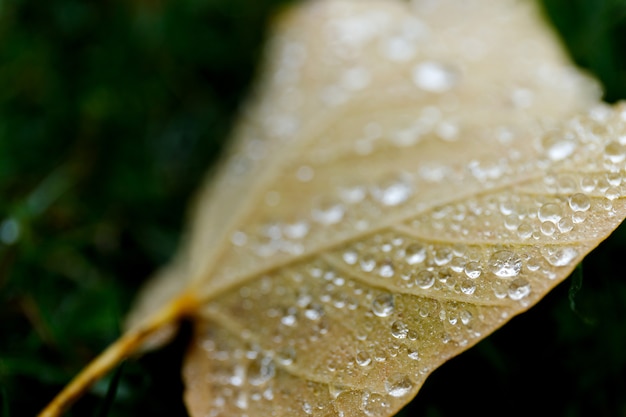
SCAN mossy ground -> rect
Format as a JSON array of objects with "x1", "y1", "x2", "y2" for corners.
[{"x1": 0, "y1": 1, "x2": 625, "y2": 416}]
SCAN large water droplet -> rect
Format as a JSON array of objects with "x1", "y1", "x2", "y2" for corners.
[
  {"x1": 372, "y1": 293, "x2": 395, "y2": 317},
  {"x1": 355, "y1": 350, "x2": 372, "y2": 367},
  {"x1": 604, "y1": 141, "x2": 626, "y2": 163},
  {"x1": 405, "y1": 243, "x2": 427, "y2": 264},
  {"x1": 540, "y1": 221, "x2": 556, "y2": 236},
  {"x1": 434, "y1": 247, "x2": 453, "y2": 266},
  {"x1": 538, "y1": 203, "x2": 562, "y2": 223},
  {"x1": 385, "y1": 374, "x2": 414, "y2": 397},
  {"x1": 415, "y1": 270, "x2": 435, "y2": 289},
  {"x1": 248, "y1": 356, "x2": 275, "y2": 386},
  {"x1": 517, "y1": 223, "x2": 533, "y2": 239},
  {"x1": 460, "y1": 279, "x2": 476, "y2": 295},
  {"x1": 542, "y1": 131, "x2": 576, "y2": 161},
  {"x1": 464, "y1": 261, "x2": 482, "y2": 279},
  {"x1": 508, "y1": 278, "x2": 531, "y2": 300},
  {"x1": 489, "y1": 250, "x2": 522, "y2": 277},
  {"x1": 412, "y1": 61, "x2": 457, "y2": 93},
  {"x1": 543, "y1": 247, "x2": 578, "y2": 266},
  {"x1": 558, "y1": 217, "x2": 574, "y2": 233},
  {"x1": 391, "y1": 320, "x2": 409, "y2": 339}
]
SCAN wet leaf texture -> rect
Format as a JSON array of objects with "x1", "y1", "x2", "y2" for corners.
[{"x1": 127, "y1": 0, "x2": 626, "y2": 416}]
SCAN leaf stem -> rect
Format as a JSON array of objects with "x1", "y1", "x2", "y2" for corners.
[{"x1": 37, "y1": 293, "x2": 197, "y2": 417}]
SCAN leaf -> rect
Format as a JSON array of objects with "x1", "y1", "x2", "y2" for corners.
[{"x1": 40, "y1": 0, "x2": 626, "y2": 416}]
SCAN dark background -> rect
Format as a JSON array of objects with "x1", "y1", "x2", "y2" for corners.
[{"x1": 0, "y1": 0, "x2": 625, "y2": 416}]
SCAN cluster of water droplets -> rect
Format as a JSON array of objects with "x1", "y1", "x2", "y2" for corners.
[{"x1": 333, "y1": 231, "x2": 571, "y2": 306}]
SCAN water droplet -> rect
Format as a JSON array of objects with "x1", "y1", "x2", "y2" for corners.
[
  {"x1": 328, "y1": 384, "x2": 345, "y2": 399},
  {"x1": 558, "y1": 217, "x2": 574, "y2": 233},
  {"x1": 543, "y1": 247, "x2": 578, "y2": 266},
  {"x1": 607, "y1": 172, "x2": 622, "y2": 187},
  {"x1": 296, "y1": 165, "x2": 314, "y2": 182},
  {"x1": 378, "y1": 260, "x2": 395, "y2": 278},
  {"x1": 281, "y1": 311, "x2": 297, "y2": 327},
  {"x1": 434, "y1": 247, "x2": 453, "y2": 266},
  {"x1": 412, "y1": 61, "x2": 457, "y2": 93},
  {"x1": 517, "y1": 223, "x2": 533, "y2": 239},
  {"x1": 508, "y1": 278, "x2": 531, "y2": 300},
  {"x1": 248, "y1": 356, "x2": 275, "y2": 386},
  {"x1": 606, "y1": 187, "x2": 620, "y2": 200},
  {"x1": 460, "y1": 309, "x2": 473, "y2": 325},
  {"x1": 415, "y1": 270, "x2": 435, "y2": 289},
  {"x1": 361, "y1": 393, "x2": 389, "y2": 416},
  {"x1": 450, "y1": 256, "x2": 466, "y2": 273},
  {"x1": 580, "y1": 176, "x2": 596, "y2": 192},
  {"x1": 569, "y1": 193, "x2": 591, "y2": 212},
  {"x1": 489, "y1": 250, "x2": 522, "y2": 277},
  {"x1": 542, "y1": 131, "x2": 576, "y2": 161},
  {"x1": 277, "y1": 347, "x2": 296, "y2": 365},
  {"x1": 339, "y1": 184, "x2": 367, "y2": 204},
  {"x1": 538, "y1": 203, "x2": 562, "y2": 223},
  {"x1": 540, "y1": 221, "x2": 556, "y2": 236},
  {"x1": 304, "y1": 303, "x2": 324, "y2": 321},
  {"x1": 230, "y1": 230, "x2": 248, "y2": 247},
  {"x1": 464, "y1": 261, "x2": 482, "y2": 279},
  {"x1": 236, "y1": 391, "x2": 248, "y2": 410},
  {"x1": 372, "y1": 293, "x2": 395, "y2": 317},
  {"x1": 460, "y1": 279, "x2": 476, "y2": 295},
  {"x1": 572, "y1": 211, "x2": 586, "y2": 224},
  {"x1": 371, "y1": 176, "x2": 413, "y2": 206},
  {"x1": 355, "y1": 350, "x2": 372, "y2": 367},
  {"x1": 230, "y1": 365, "x2": 246, "y2": 387},
  {"x1": 407, "y1": 348, "x2": 419, "y2": 360},
  {"x1": 405, "y1": 243, "x2": 427, "y2": 264},
  {"x1": 283, "y1": 221, "x2": 309, "y2": 239},
  {"x1": 504, "y1": 214, "x2": 521, "y2": 231},
  {"x1": 360, "y1": 255, "x2": 376, "y2": 272},
  {"x1": 385, "y1": 374, "x2": 414, "y2": 397},
  {"x1": 604, "y1": 141, "x2": 626, "y2": 163},
  {"x1": 342, "y1": 249, "x2": 358, "y2": 265},
  {"x1": 391, "y1": 320, "x2": 409, "y2": 339},
  {"x1": 311, "y1": 202, "x2": 345, "y2": 225}
]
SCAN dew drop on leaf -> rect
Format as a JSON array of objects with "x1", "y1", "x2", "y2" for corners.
[
  {"x1": 405, "y1": 243, "x2": 427, "y2": 265},
  {"x1": 508, "y1": 278, "x2": 531, "y2": 300},
  {"x1": 412, "y1": 61, "x2": 457, "y2": 93},
  {"x1": 538, "y1": 203, "x2": 563, "y2": 223},
  {"x1": 489, "y1": 250, "x2": 523, "y2": 277},
  {"x1": 356, "y1": 350, "x2": 372, "y2": 367},
  {"x1": 372, "y1": 293, "x2": 395, "y2": 317},
  {"x1": 542, "y1": 247, "x2": 578, "y2": 267},
  {"x1": 415, "y1": 270, "x2": 435, "y2": 289},
  {"x1": 542, "y1": 131, "x2": 576, "y2": 161},
  {"x1": 391, "y1": 320, "x2": 409, "y2": 339},
  {"x1": 384, "y1": 374, "x2": 414, "y2": 397}
]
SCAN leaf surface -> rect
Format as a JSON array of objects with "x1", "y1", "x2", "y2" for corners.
[{"x1": 47, "y1": 0, "x2": 626, "y2": 417}]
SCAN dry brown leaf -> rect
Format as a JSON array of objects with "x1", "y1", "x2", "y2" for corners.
[{"x1": 40, "y1": 0, "x2": 626, "y2": 416}]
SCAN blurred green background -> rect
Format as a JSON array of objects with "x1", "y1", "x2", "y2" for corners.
[{"x1": 0, "y1": 0, "x2": 625, "y2": 416}]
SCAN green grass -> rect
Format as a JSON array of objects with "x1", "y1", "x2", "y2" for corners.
[{"x1": 0, "y1": 0, "x2": 625, "y2": 416}]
